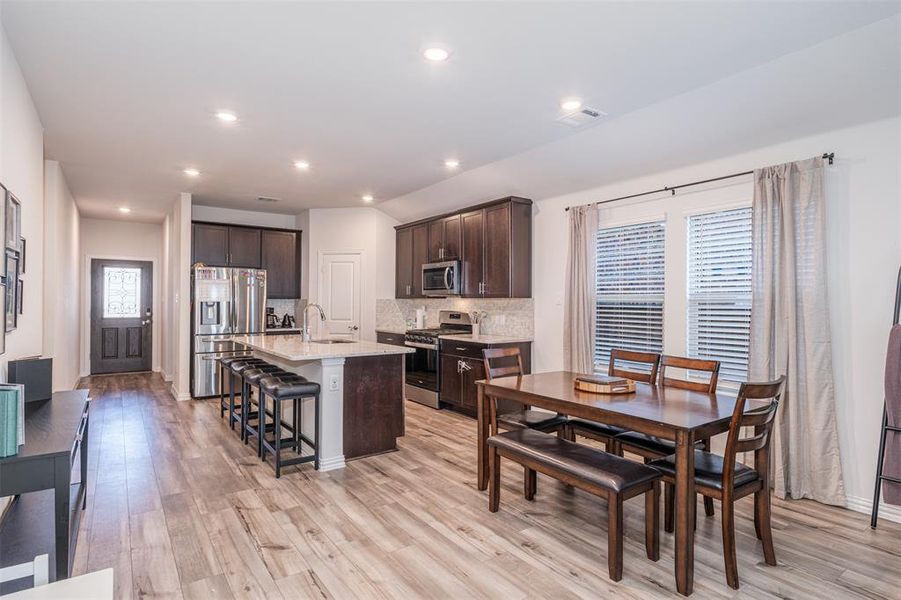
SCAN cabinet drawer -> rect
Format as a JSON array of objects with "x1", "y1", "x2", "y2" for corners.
[
  {"x1": 439, "y1": 340, "x2": 485, "y2": 360},
  {"x1": 377, "y1": 332, "x2": 406, "y2": 346}
]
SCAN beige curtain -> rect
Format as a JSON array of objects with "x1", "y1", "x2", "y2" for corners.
[
  {"x1": 564, "y1": 205, "x2": 598, "y2": 373},
  {"x1": 749, "y1": 156, "x2": 846, "y2": 505}
]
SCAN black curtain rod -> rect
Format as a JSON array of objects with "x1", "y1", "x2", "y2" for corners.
[{"x1": 565, "y1": 152, "x2": 835, "y2": 211}]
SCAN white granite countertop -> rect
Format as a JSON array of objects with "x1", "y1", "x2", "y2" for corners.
[
  {"x1": 439, "y1": 333, "x2": 533, "y2": 344},
  {"x1": 234, "y1": 334, "x2": 415, "y2": 362}
]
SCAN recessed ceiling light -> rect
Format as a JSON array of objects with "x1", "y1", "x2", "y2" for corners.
[
  {"x1": 294, "y1": 160, "x2": 310, "y2": 170},
  {"x1": 560, "y1": 98, "x2": 583, "y2": 112},
  {"x1": 183, "y1": 168, "x2": 200, "y2": 177},
  {"x1": 215, "y1": 110, "x2": 238, "y2": 123},
  {"x1": 423, "y1": 46, "x2": 451, "y2": 62},
  {"x1": 119, "y1": 207, "x2": 131, "y2": 214},
  {"x1": 444, "y1": 159, "x2": 460, "y2": 169},
  {"x1": 361, "y1": 194, "x2": 374, "y2": 202}
]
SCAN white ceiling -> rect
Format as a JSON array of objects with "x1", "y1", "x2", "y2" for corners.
[{"x1": 2, "y1": 1, "x2": 899, "y2": 223}]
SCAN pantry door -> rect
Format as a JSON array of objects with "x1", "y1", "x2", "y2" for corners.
[{"x1": 318, "y1": 251, "x2": 362, "y2": 340}]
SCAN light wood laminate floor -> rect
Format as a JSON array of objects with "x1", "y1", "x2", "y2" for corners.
[{"x1": 71, "y1": 373, "x2": 900, "y2": 599}]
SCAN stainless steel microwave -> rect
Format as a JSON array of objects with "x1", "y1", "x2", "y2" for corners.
[{"x1": 422, "y1": 260, "x2": 461, "y2": 296}]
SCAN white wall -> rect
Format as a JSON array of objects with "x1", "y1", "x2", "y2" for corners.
[
  {"x1": 43, "y1": 161, "x2": 80, "y2": 390},
  {"x1": 161, "y1": 193, "x2": 192, "y2": 399},
  {"x1": 79, "y1": 217, "x2": 163, "y2": 375},
  {"x1": 192, "y1": 204, "x2": 297, "y2": 230},
  {"x1": 0, "y1": 25, "x2": 44, "y2": 369},
  {"x1": 532, "y1": 117, "x2": 901, "y2": 516},
  {"x1": 304, "y1": 207, "x2": 398, "y2": 340}
]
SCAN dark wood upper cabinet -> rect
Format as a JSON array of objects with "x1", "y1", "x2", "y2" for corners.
[
  {"x1": 395, "y1": 227, "x2": 414, "y2": 298},
  {"x1": 483, "y1": 203, "x2": 511, "y2": 297},
  {"x1": 227, "y1": 227, "x2": 261, "y2": 268},
  {"x1": 193, "y1": 223, "x2": 229, "y2": 266},
  {"x1": 443, "y1": 215, "x2": 462, "y2": 260},
  {"x1": 428, "y1": 220, "x2": 444, "y2": 262},
  {"x1": 394, "y1": 196, "x2": 531, "y2": 299},
  {"x1": 428, "y1": 214, "x2": 463, "y2": 261},
  {"x1": 261, "y1": 230, "x2": 300, "y2": 299},
  {"x1": 460, "y1": 210, "x2": 484, "y2": 297},
  {"x1": 193, "y1": 222, "x2": 303, "y2": 298},
  {"x1": 410, "y1": 223, "x2": 430, "y2": 297}
]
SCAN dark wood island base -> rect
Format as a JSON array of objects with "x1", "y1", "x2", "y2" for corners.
[{"x1": 343, "y1": 354, "x2": 405, "y2": 460}]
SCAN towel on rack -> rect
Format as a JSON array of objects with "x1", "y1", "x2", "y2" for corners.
[{"x1": 884, "y1": 324, "x2": 901, "y2": 505}]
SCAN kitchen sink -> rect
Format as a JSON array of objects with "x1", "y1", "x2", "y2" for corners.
[{"x1": 311, "y1": 338, "x2": 355, "y2": 344}]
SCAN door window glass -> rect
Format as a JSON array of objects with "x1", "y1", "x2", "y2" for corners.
[{"x1": 103, "y1": 266, "x2": 141, "y2": 318}]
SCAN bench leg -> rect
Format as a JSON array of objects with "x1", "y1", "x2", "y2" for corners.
[
  {"x1": 488, "y1": 446, "x2": 500, "y2": 513},
  {"x1": 524, "y1": 467, "x2": 536, "y2": 501},
  {"x1": 646, "y1": 481, "x2": 660, "y2": 561},
  {"x1": 607, "y1": 493, "x2": 624, "y2": 581},
  {"x1": 664, "y1": 482, "x2": 674, "y2": 533}
]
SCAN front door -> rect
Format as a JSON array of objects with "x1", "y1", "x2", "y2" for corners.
[
  {"x1": 90, "y1": 259, "x2": 153, "y2": 374},
  {"x1": 319, "y1": 252, "x2": 361, "y2": 340}
]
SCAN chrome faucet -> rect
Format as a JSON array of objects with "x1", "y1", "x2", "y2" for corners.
[{"x1": 302, "y1": 303, "x2": 327, "y2": 342}]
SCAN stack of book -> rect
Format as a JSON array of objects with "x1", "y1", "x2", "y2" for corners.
[{"x1": 0, "y1": 385, "x2": 23, "y2": 457}]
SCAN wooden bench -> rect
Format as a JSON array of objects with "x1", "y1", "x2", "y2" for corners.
[{"x1": 487, "y1": 428, "x2": 661, "y2": 581}]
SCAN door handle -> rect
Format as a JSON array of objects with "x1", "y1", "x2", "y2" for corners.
[
  {"x1": 142, "y1": 319, "x2": 152, "y2": 325},
  {"x1": 349, "y1": 325, "x2": 359, "y2": 331}
]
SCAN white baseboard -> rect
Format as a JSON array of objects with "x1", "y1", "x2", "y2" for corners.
[
  {"x1": 160, "y1": 368, "x2": 173, "y2": 382},
  {"x1": 845, "y1": 494, "x2": 901, "y2": 525},
  {"x1": 168, "y1": 381, "x2": 192, "y2": 402}
]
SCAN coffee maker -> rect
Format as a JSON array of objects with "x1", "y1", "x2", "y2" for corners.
[{"x1": 265, "y1": 307, "x2": 280, "y2": 329}]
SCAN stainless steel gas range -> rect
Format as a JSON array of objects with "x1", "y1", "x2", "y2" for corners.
[{"x1": 403, "y1": 310, "x2": 472, "y2": 409}]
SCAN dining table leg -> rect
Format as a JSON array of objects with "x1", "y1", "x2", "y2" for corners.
[
  {"x1": 477, "y1": 384, "x2": 489, "y2": 491},
  {"x1": 674, "y1": 429, "x2": 696, "y2": 596}
]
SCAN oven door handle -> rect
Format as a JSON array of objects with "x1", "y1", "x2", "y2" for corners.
[{"x1": 405, "y1": 341, "x2": 438, "y2": 351}]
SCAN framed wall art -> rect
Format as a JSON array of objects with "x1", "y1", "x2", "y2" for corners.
[
  {"x1": 5, "y1": 250, "x2": 18, "y2": 332},
  {"x1": 16, "y1": 278, "x2": 23, "y2": 315},
  {"x1": 5, "y1": 192, "x2": 20, "y2": 251},
  {"x1": 19, "y1": 237, "x2": 25, "y2": 273}
]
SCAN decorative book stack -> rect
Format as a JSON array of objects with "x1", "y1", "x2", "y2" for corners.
[
  {"x1": 574, "y1": 374, "x2": 636, "y2": 395},
  {"x1": 0, "y1": 387, "x2": 20, "y2": 457}
]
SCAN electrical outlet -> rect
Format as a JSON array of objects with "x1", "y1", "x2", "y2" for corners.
[{"x1": 328, "y1": 375, "x2": 340, "y2": 391}]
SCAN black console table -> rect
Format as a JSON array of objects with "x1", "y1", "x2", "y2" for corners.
[{"x1": 0, "y1": 390, "x2": 90, "y2": 582}]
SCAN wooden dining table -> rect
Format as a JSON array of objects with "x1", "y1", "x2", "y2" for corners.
[{"x1": 476, "y1": 371, "x2": 764, "y2": 596}]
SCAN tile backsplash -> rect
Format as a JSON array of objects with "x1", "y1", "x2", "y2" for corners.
[
  {"x1": 267, "y1": 298, "x2": 304, "y2": 320},
  {"x1": 376, "y1": 298, "x2": 534, "y2": 338}
]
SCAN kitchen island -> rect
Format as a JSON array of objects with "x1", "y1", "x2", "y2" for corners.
[{"x1": 233, "y1": 334, "x2": 414, "y2": 471}]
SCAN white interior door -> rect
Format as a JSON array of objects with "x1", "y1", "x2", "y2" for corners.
[{"x1": 319, "y1": 251, "x2": 362, "y2": 340}]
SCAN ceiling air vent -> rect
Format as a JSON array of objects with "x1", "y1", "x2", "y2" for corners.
[
  {"x1": 556, "y1": 106, "x2": 607, "y2": 128},
  {"x1": 257, "y1": 196, "x2": 280, "y2": 203}
]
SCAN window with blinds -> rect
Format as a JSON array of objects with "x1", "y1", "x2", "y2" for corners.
[
  {"x1": 687, "y1": 207, "x2": 752, "y2": 381},
  {"x1": 595, "y1": 220, "x2": 666, "y2": 370}
]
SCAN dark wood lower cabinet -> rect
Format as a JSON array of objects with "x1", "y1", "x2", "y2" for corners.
[
  {"x1": 440, "y1": 340, "x2": 531, "y2": 415},
  {"x1": 343, "y1": 354, "x2": 405, "y2": 459}
]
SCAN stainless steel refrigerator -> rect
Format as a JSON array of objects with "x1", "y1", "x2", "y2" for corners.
[{"x1": 191, "y1": 266, "x2": 267, "y2": 398}]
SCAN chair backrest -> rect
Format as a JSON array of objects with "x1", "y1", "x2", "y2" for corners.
[
  {"x1": 659, "y1": 355, "x2": 720, "y2": 393},
  {"x1": 482, "y1": 347, "x2": 524, "y2": 382},
  {"x1": 721, "y1": 376, "x2": 785, "y2": 488},
  {"x1": 608, "y1": 349, "x2": 660, "y2": 384}
]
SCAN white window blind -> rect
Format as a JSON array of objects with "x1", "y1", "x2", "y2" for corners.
[
  {"x1": 595, "y1": 220, "x2": 666, "y2": 369},
  {"x1": 687, "y1": 207, "x2": 752, "y2": 381}
]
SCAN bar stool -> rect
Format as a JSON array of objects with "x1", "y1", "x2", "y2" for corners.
[
  {"x1": 218, "y1": 356, "x2": 261, "y2": 420},
  {"x1": 258, "y1": 375, "x2": 321, "y2": 478},
  {"x1": 226, "y1": 358, "x2": 268, "y2": 432},
  {"x1": 240, "y1": 364, "x2": 285, "y2": 444}
]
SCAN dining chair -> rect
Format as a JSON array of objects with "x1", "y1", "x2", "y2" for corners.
[
  {"x1": 648, "y1": 376, "x2": 785, "y2": 589},
  {"x1": 615, "y1": 355, "x2": 720, "y2": 516},
  {"x1": 568, "y1": 349, "x2": 661, "y2": 453},
  {"x1": 482, "y1": 347, "x2": 570, "y2": 437}
]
